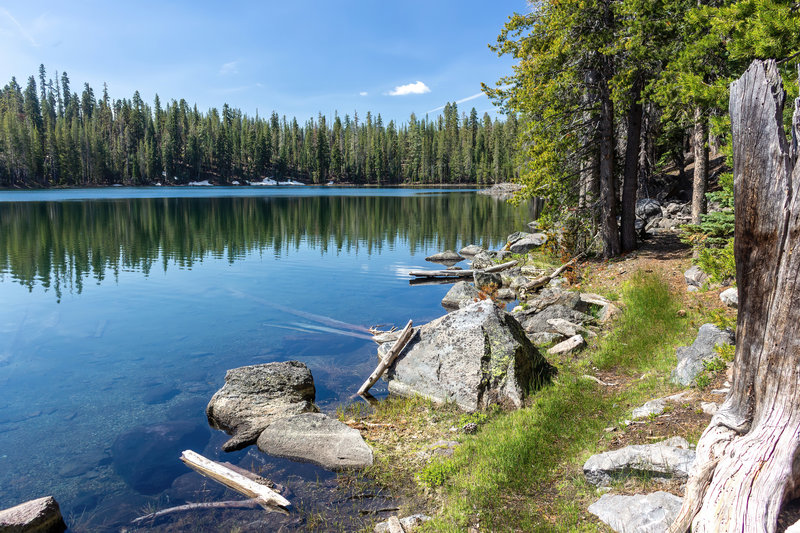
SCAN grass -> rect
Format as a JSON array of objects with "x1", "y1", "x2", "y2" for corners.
[{"x1": 409, "y1": 271, "x2": 704, "y2": 532}]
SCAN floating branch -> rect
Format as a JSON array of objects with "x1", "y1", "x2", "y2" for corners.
[{"x1": 357, "y1": 320, "x2": 415, "y2": 396}]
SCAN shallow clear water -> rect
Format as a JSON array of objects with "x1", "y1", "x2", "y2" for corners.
[{"x1": 0, "y1": 187, "x2": 533, "y2": 530}]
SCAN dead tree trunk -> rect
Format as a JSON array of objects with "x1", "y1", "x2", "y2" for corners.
[
  {"x1": 668, "y1": 59, "x2": 800, "y2": 533},
  {"x1": 621, "y1": 78, "x2": 643, "y2": 253},
  {"x1": 598, "y1": 54, "x2": 620, "y2": 259},
  {"x1": 691, "y1": 106, "x2": 708, "y2": 224}
]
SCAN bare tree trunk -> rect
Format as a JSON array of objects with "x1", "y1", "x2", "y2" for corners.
[
  {"x1": 621, "y1": 80, "x2": 643, "y2": 253},
  {"x1": 691, "y1": 106, "x2": 708, "y2": 224},
  {"x1": 668, "y1": 59, "x2": 800, "y2": 533},
  {"x1": 580, "y1": 70, "x2": 600, "y2": 212},
  {"x1": 598, "y1": 55, "x2": 620, "y2": 259}
]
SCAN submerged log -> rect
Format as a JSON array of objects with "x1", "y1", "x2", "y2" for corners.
[
  {"x1": 132, "y1": 499, "x2": 266, "y2": 525},
  {"x1": 668, "y1": 60, "x2": 800, "y2": 532},
  {"x1": 408, "y1": 260, "x2": 518, "y2": 279},
  {"x1": 357, "y1": 320, "x2": 414, "y2": 396},
  {"x1": 179, "y1": 450, "x2": 291, "y2": 510}
]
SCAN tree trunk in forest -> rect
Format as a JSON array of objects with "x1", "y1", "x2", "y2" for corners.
[
  {"x1": 580, "y1": 69, "x2": 601, "y2": 213},
  {"x1": 598, "y1": 56, "x2": 620, "y2": 259},
  {"x1": 668, "y1": 59, "x2": 800, "y2": 533},
  {"x1": 691, "y1": 106, "x2": 708, "y2": 224},
  {"x1": 621, "y1": 80, "x2": 643, "y2": 253}
]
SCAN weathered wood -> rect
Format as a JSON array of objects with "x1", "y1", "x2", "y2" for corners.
[
  {"x1": 357, "y1": 320, "x2": 414, "y2": 396},
  {"x1": 408, "y1": 260, "x2": 518, "y2": 278},
  {"x1": 132, "y1": 499, "x2": 268, "y2": 525},
  {"x1": 668, "y1": 59, "x2": 800, "y2": 533},
  {"x1": 691, "y1": 106, "x2": 709, "y2": 225},
  {"x1": 521, "y1": 254, "x2": 584, "y2": 292},
  {"x1": 179, "y1": 450, "x2": 291, "y2": 510}
]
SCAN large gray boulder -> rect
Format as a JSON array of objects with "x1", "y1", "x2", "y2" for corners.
[
  {"x1": 257, "y1": 413, "x2": 372, "y2": 470},
  {"x1": 470, "y1": 251, "x2": 495, "y2": 270},
  {"x1": 206, "y1": 361, "x2": 317, "y2": 451},
  {"x1": 636, "y1": 198, "x2": 663, "y2": 221},
  {"x1": 588, "y1": 491, "x2": 683, "y2": 533},
  {"x1": 583, "y1": 436, "x2": 695, "y2": 487},
  {"x1": 522, "y1": 288, "x2": 585, "y2": 314},
  {"x1": 508, "y1": 233, "x2": 548, "y2": 254},
  {"x1": 0, "y1": 496, "x2": 66, "y2": 532},
  {"x1": 441, "y1": 281, "x2": 480, "y2": 309},
  {"x1": 459, "y1": 244, "x2": 484, "y2": 256},
  {"x1": 671, "y1": 324, "x2": 735, "y2": 386},
  {"x1": 474, "y1": 271, "x2": 502, "y2": 291},
  {"x1": 386, "y1": 300, "x2": 554, "y2": 411}
]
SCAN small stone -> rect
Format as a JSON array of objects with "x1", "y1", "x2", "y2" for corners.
[
  {"x1": 701, "y1": 402, "x2": 718, "y2": 415},
  {"x1": 684, "y1": 265, "x2": 709, "y2": 287},
  {"x1": 720, "y1": 287, "x2": 738, "y2": 308},
  {"x1": 374, "y1": 514, "x2": 432, "y2": 533},
  {"x1": 462, "y1": 422, "x2": 478, "y2": 434},
  {"x1": 547, "y1": 334, "x2": 585, "y2": 355},
  {"x1": 0, "y1": 496, "x2": 66, "y2": 532}
]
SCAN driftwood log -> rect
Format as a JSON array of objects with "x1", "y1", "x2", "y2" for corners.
[
  {"x1": 668, "y1": 60, "x2": 800, "y2": 532},
  {"x1": 179, "y1": 450, "x2": 291, "y2": 510},
  {"x1": 132, "y1": 499, "x2": 265, "y2": 525},
  {"x1": 357, "y1": 320, "x2": 414, "y2": 396},
  {"x1": 521, "y1": 254, "x2": 584, "y2": 293},
  {"x1": 408, "y1": 260, "x2": 518, "y2": 278}
]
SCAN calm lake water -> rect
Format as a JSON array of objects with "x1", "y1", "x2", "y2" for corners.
[{"x1": 0, "y1": 187, "x2": 533, "y2": 531}]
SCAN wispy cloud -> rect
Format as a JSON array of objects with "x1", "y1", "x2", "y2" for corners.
[
  {"x1": 359, "y1": 91, "x2": 368, "y2": 96},
  {"x1": 388, "y1": 81, "x2": 430, "y2": 96},
  {"x1": 219, "y1": 60, "x2": 239, "y2": 75},
  {"x1": 1, "y1": 8, "x2": 39, "y2": 47},
  {"x1": 426, "y1": 91, "x2": 485, "y2": 114}
]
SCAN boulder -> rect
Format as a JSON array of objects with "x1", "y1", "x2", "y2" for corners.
[
  {"x1": 257, "y1": 413, "x2": 372, "y2": 470},
  {"x1": 496, "y1": 288, "x2": 516, "y2": 300},
  {"x1": 671, "y1": 324, "x2": 735, "y2": 386},
  {"x1": 459, "y1": 244, "x2": 484, "y2": 256},
  {"x1": 547, "y1": 334, "x2": 585, "y2": 355},
  {"x1": 521, "y1": 288, "x2": 584, "y2": 314},
  {"x1": 506, "y1": 231, "x2": 531, "y2": 245},
  {"x1": 474, "y1": 271, "x2": 502, "y2": 291},
  {"x1": 112, "y1": 421, "x2": 210, "y2": 494},
  {"x1": 598, "y1": 302, "x2": 621, "y2": 324},
  {"x1": 583, "y1": 437, "x2": 695, "y2": 487},
  {"x1": 0, "y1": 497, "x2": 66, "y2": 533},
  {"x1": 684, "y1": 265, "x2": 709, "y2": 287},
  {"x1": 636, "y1": 198, "x2": 663, "y2": 221},
  {"x1": 546, "y1": 318, "x2": 596, "y2": 338},
  {"x1": 441, "y1": 281, "x2": 480, "y2": 309},
  {"x1": 508, "y1": 275, "x2": 529, "y2": 292},
  {"x1": 470, "y1": 251, "x2": 495, "y2": 270},
  {"x1": 374, "y1": 514, "x2": 432, "y2": 533},
  {"x1": 720, "y1": 287, "x2": 738, "y2": 308},
  {"x1": 631, "y1": 392, "x2": 691, "y2": 420},
  {"x1": 529, "y1": 331, "x2": 564, "y2": 345},
  {"x1": 588, "y1": 491, "x2": 683, "y2": 533},
  {"x1": 206, "y1": 361, "x2": 317, "y2": 451},
  {"x1": 386, "y1": 300, "x2": 554, "y2": 411},
  {"x1": 518, "y1": 305, "x2": 592, "y2": 335},
  {"x1": 425, "y1": 250, "x2": 464, "y2": 264},
  {"x1": 508, "y1": 233, "x2": 548, "y2": 254}
]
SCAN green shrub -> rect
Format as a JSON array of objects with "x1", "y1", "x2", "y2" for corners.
[{"x1": 417, "y1": 457, "x2": 458, "y2": 487}]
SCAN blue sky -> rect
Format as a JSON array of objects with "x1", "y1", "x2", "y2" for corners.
[{"x1": 0, "y1": 1, "x2": 529, "y2": 124}]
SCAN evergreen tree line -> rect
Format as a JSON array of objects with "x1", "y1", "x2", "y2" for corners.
[
  {"x1": 490, "y1": 0, "x2": 800, "y2": 258},
  {"x1": 0, "y1": 66, "x2": 519, "y2": 188}
]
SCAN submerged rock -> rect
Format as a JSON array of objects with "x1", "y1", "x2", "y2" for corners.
[
  {"x1": 257, "y1": 413, "x2": 373, "y2": 470},
  {"x1": 112, "y1": 421, "x2": 210, "y2": 494},
  {"x1": 583, "y1": 436, "x2": 695, "y2": 487},
  {"x1": 386, "y1": 300, "x2": 554, "y2": 411},
  {"x1": 441, "y1": 281, "x2": 480, "y2": 309},
  {"x1": 588, "y1": 491, "x2": 682, "y2": 533},
  {"x1": 0, "y1": 496, "x2": 66, "y2": 533},
  {"x1": 671, "y1": 324, "x2": 735, "y2": 386},
  {"x1": 206, "y1": 361, "x2": 317, "y2": 451}
]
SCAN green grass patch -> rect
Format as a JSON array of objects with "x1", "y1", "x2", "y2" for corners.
[{"x1": 418, "y1": 271, "x2": 700, "y2": 532}]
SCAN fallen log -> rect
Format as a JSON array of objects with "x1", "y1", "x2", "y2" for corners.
[
  {"x1": 357, "y1": 320, "x2": 414, "y2": 396},
  {"x1": 179, "y1": 450, "x2": 291, "y2": 510},
  {"x1": 521, "y1": 254, "x2": 585, "y2": 292},
  {"x1": 408, "y1": 259, "x2": 518, "y2": 278}
]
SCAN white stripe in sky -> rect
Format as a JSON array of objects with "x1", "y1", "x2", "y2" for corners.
[
  {"x1": 0, "y1": 8, "x2": 39, "y2": 47},
  {"x1": 426, "y1": 92, "x2": 484, "y2": 114}
]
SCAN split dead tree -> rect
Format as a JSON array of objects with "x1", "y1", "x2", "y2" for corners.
[{"x1": 669, "y1": 59, "x2": 800, "y2": 532}]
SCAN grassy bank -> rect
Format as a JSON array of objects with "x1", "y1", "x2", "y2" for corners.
[{"x1": 345, "y1": 269, "x2": 716, "y2": 532}]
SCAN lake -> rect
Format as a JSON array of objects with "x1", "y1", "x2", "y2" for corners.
[{"x1": 0, "y1": 187, "x2": 534, "y2": 531}]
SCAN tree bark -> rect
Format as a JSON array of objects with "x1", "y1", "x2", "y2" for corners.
[
  {"x1": 668, "y1": 59, "x2": 800, "y2": 533},
  {"x1": 598, "y1": 55, "x2": 620, "y2": 258},
  {"x1": 621, "y1": 79, "x2": 643, "y2": 253},
  {"x1": 691, "y1": 106, "x2": 708, "y2": 224}
]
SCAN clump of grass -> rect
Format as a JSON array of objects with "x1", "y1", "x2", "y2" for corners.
[{"x1": 592, "y1": 271, "x2": 691, "y2": 372}]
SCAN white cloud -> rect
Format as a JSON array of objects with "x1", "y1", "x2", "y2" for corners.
[
  {"x1": 359, "y1": 91, "x2": 368, "y2": 96},
  {"x1": 219, "y1": 60, "x2": 239, "y2": 75},
  {"x1": 388, "y1": 81, "x2": 430, "y2": 96}
]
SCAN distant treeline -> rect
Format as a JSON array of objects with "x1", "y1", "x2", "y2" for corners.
[{"x1": 0, "y1": 66, "x2": 520, "y2": 188}]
